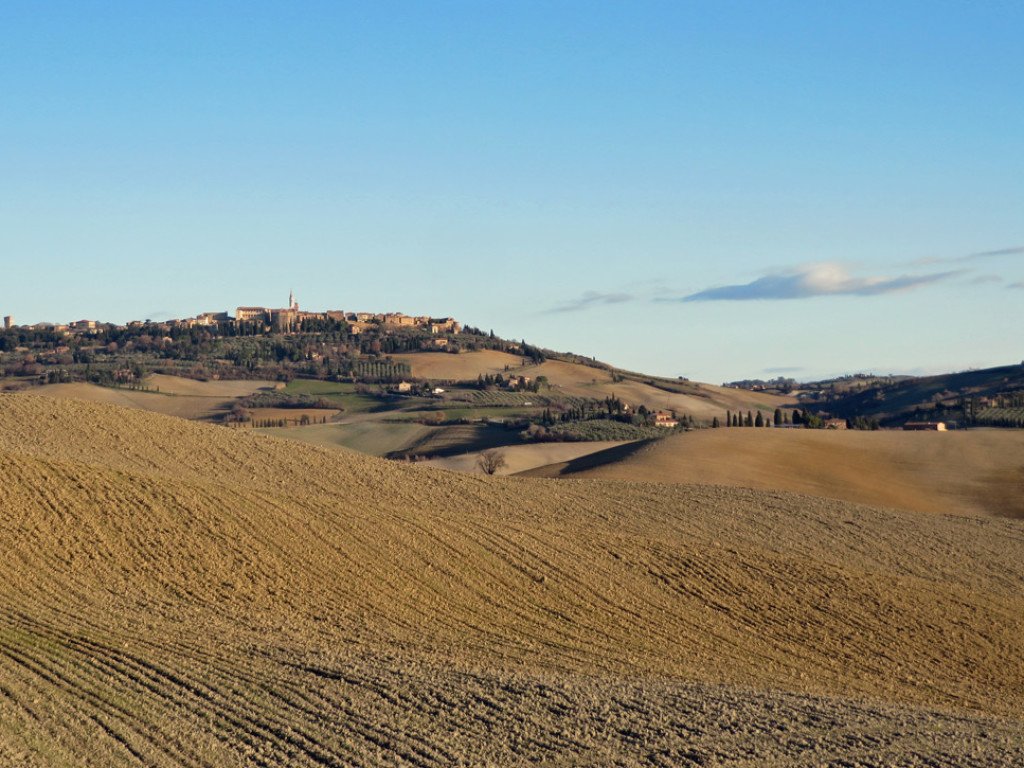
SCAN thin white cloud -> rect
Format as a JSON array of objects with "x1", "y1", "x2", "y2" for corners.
[
  {"x1": 1007, "y1": 282, "x2": 1024, "y2": 291},
  {"x1": 971, "y1": 246, "x2": 1024, "y2": 258},
  {"x1": 547, "y1": 290, "x2": 633, "y2": 314},
  {"x1": 971, "y1": 275, "x2": 1003, "y2": 285},
  {"x1": 678, "y1": 262, "x2": 963, "y2": 302},
  {"x1": 913, "y1": 245, "x2": 1024, "y2": 265}
]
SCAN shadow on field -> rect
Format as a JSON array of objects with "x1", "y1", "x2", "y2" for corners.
[
  {"x1": 386, "y1": 423, "x2": 522, "y2": 460},
  {"x1": 515, "y1": 438, "x2": 659, "y2": 478}
]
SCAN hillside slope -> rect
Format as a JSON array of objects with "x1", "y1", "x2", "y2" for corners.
[
  {"x1": 806, "y1": 363, "x2": 1024, "y2": 424},
  {"x1": 1, "y1": 394, "x2": 1023, "y2": 765},
  {"x1": 394, "y1": 351, "x2": 794, "y2": 419},
  {"x1": 522, "y1": 427, "x2": 1024, "y2": 518},
  {"x1": 31, "y1": 377, "x2": 273, "y2": 421}
]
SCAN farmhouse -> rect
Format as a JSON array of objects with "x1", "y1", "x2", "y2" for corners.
[{"x1": 654, "y1": 411, "x2": 678, "y2": 428}]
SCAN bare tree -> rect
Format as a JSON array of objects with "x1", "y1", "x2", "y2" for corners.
[{"x1": 477, "y1": 449, "x2": 507, "y2": 475}]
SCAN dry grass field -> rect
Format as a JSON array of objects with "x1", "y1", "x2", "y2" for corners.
[
  {"x1": 391, "y1": 350, "x2": 526, "y2": 380},
  {"x1": 142, "y1": 374, "x2": 277, "y2": 398},
  {"x1": 571, "y1": 378, "x2": 791, "y2": 421},
  {"x1": 526, "y1": 427, "x2": 1024, "y2": 519},
  {"x1": 31, "y1": 377, "x2": 275, "y2": 422},
  {"x1": 423, "y1": 440, "x2": 632, "y2": 475},
  {"x1": 259, "y1": 419, "x2": 435, "y2": 456},
  {"x1": 393, "y1": 352, "x2": 793, "y2": 421},
  {"x1": 2, "y1": 393, "x2": 1023, "y2": 765}
]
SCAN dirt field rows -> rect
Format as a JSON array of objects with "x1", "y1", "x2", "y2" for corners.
[{"x1": 2, "y1": 393, "x2": 1023, "y2": 765}]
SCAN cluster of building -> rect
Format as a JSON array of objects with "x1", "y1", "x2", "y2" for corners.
[
  {"x1": 233, "y1": 293, "x2": 460, "y2": 335},
  {"x1": 4, "y1": 316, "x2": 101, "y2": 333},
  {"x1": 4, "y1": 292, "x2": 461, "y2": 337}
]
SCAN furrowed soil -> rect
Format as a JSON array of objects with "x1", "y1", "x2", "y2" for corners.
[
  {"x1": 523, "y1": 427, "x2": 1024, "y2": 519},
  {"x1": 1, "y1": 393, "x2": 1023, "y2": 766}
]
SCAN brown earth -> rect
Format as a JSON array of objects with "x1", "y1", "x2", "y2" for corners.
[
  {"x1": 142, "y1": 374, "x2": 277, "y2": 397},
  {"x1": 259, "y1": 418, "x2": 434, "y2": 456},
  {"x1": 422, "y1": 440, "x2": 633, "y2": 475},
  {"x1": 1, "y1": 393, "x2": 1023, "y2": 765},
  {"x1": 524, "y1": 427, "x2": 1024, "y2": 518},
  {"x1": 30, "y1": 377, "x2": 275, "y2": 421},
  {"x1": 391, "y1": 350, "x2": 526, "y2": 379}
]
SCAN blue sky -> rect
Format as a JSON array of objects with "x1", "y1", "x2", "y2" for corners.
[{"x1": 2, "y1": 2, "x2": 1021, "y2": 383}]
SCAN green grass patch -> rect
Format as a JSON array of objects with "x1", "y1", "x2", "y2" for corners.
[
  {"x1": 547, "y1": 420, "x2": 669, "y2": 442},
  {"x1": 424, "y1": 406, "x2": 541, "y2": 421},
  {"x1": 280, "y1": 382, "x2": 392, "y2": 414},
  {"x1": 283, "y1": 379, "x2": 356, "y2": 395}
]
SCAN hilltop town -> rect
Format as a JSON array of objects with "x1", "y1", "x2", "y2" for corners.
[
  {"x1": 3, "y1": 291, "x2": 460, "y2": 338},
  {"x1": 6, "y1": 292, "x2": 1024, "y2": 433}
]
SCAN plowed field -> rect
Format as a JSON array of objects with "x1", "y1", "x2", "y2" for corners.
[
  {"x1": 524, "y1": 427, "x2": 1024, "y2": 518},
  {"x1": 1, "y1": 393, "x2": 1022, "y2": 766}
]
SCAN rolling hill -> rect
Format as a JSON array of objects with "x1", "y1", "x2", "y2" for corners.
[
  {"x1": 1, "y1": 393, "x2": 1023, "y2": 765},
  {"x1": 521, "y1": 427, "x2": 1024, "y2": 519},
  {"x1": 797, "y1": 363, "x2": 1024, "y2": 426},
  {"x1": 29, "y1": 376, "x2": 276, "y2": 421},
  {"x1": 394, "y1": 351, "x2": 794, "y2": 420}
]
